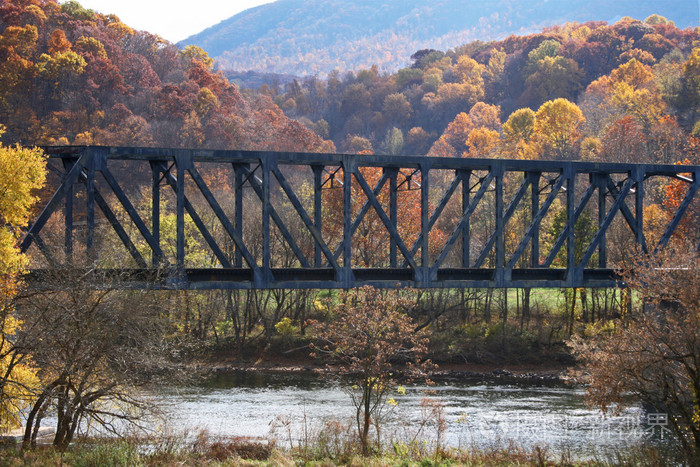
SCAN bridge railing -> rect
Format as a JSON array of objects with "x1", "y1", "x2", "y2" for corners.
[{"x1": 21, "y1": 146, "x2": 700, "y2": 289}]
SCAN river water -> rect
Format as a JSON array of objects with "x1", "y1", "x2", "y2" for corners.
[{"x1": 153, "y1": 371, "x2": 660, "y2": 459}]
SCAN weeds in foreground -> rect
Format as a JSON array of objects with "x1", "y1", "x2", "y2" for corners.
[{"x1": 0, "y1": 439, "x2": 685, "y2": 466}]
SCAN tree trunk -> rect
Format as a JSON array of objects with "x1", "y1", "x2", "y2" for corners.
[
  {"x1": 521, "y1": 288, "x2": 531, "y2": 332},
  {"x1": 568, "y1": 288, "x2": 577, "y2": 336},
  {"x1": 484, "y1": 289, "x2": 492, "y2": 323},
  {"x1": 501, "y1": 288, "x2": 508, "y2": 348},
  {"x1": 23, "y1": 388, "x2": 52, "y2": 448},
  {"x1": 580, "y1": 288, "x2": 588, "y2": 323},
  {"x1": 363, "y1": 382, "x2": 373, "y2": 453}
]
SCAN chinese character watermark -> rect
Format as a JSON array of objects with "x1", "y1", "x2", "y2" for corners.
[
  {"x1": 645, "y1": 413, "x2": 671, "y2": 439},
  {"x1": 450, "y1": 410, "x2": 670, "y2": 445}
]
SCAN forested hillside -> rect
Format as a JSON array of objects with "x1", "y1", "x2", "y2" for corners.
[
  {"x1": 0, "y1": 0, "x2": 332, "y2": 152},
  {"x1": 269, "y1": 16, "x2": 700, "y2": 165},
  {"x1": 1, "y1": 1, "x2": 697, "y2": 165},
  {"x1": 182, "y1": 0, "x2": 699, "y2": 76}
]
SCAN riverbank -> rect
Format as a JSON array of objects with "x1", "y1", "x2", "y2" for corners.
[{"x1": 200, "y1": 351, "x2": 571, "y2": 385}]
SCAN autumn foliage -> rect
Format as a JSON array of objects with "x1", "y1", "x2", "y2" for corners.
[
  {"x1": 308, "y1": 286, "x2": 433, "y2": 453},
  {"x1": 270, "y1": 16, "x2": 699, "y2": 166},
  {"x1": 0, "y1": 0, "x2": 332, "y2": 153},
  {"x1": 569, "y1": 246, "x2": 700, "y2": 459},
  {"x1": 0, "y1": 131, "x2": 46, "y2": 433}
]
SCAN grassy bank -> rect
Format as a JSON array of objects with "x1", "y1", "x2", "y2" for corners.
[{"x1": 0, "y1": 437, "x2": 681, "y2": 467}]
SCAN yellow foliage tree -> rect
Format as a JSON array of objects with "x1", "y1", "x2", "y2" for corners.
[
  {"x1": 179, "y1": 45, "x2": 214, "y2": 69},
  {"x1": 463, "y1": 127, "x2": 500, "y2": 159},
  {"x1": 502, "y1": 108, "x2": 537, "y2": 159},
  {"x1": 683, "y1": 47, "x2": 700, "y2": 105},
  {"x1": 608, "y1": 59, "x2": 666, "y2": 128},
  {"x1": 533, "y1": 98, "x2": 585, "y2": 160},
  {"x1": 453, "y1": 55, "x2": 485, "y2": 87},
  {"x1": 0, "y1": 128, "x2": 46, "y2": 433}
]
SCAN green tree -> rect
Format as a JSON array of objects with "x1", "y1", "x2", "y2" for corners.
[
  {"x1": 503, "y1": 108, "x2": 536, "y2": 143},
  {"x1": 522, "y1": 55, "x2": 583, "y2": 105},
  {"x1": 179, "y1": 44, "x2": 214, "y2": 68},
  {"x1": 382, "y1": 127, "x2": 404, "y2": 155},
  {"x1": 525, "y1": 39, "x2": 561, "y2": 74}
]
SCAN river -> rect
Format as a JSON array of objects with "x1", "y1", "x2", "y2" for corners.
[{"x1": 152, "y1": 371, "x2": 662, "y2": 459}]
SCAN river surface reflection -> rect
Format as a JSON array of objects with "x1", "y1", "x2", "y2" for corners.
[{"x1": 154, "y1": 371, "x2": 652, "y2": 458}]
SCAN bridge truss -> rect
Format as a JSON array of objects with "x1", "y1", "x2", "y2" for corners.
[{"x1": 21, "y1": 146, "x2": 699, "y2": 289}]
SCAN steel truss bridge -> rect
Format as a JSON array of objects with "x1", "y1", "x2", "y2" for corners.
[{"x1": 21, "y1": 146, "x2": 699, "y2": 289}]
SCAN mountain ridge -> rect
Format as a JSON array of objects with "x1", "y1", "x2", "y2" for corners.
[{"x1": 181, "y1": 0, "x2": 699, "y2": 76}]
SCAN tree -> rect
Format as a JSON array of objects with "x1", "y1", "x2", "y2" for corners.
[
  {"x1": 525, "y1": 39, "x2": 561, "y2": 74},
  {"x1": 404, "y1": 127, "x2": 434, "y2": 155},
  {"x1": 47, "y1": 29, "x2": 71, "y2": 55},
  {"x1": 644, "y1": 14, "x2": 673, "y2": 26},
  {"x1": 662, "y1": 159, "x2": 700, "y2": 242},
  {"x1": 0, "y1": 24, "x2": 38, "y2": 117},
  {"x1": 533, "y1": 98, "x2": 584, "y2": 159},
  {"x1": 648, "y1": 115, "x2": 686, "y2": 164},
  {"x1": 452, "y1": 55, "x2": 485, "y2": 90},
  {"x1": 521, "y1": 55, "x2": 583, "y2": 106},
  {"x1": 179, "y1": 45, "x2": 213, "y2": 69},
  {"x1": 382, "y1": 92, "x2": 412, "y2": 127},
  {"x1": 520, "y1": 39, "x2": 583, "y2": 107},
  {"x1": 569, "y1": 245, "x2": 700, "y2": 461},
  {"x1": 467, "y1": 102, "x2": 501, "y2": 131},
  {"x1": 0, "y1": 134, "x2": 46, "y2": 434},
  {"x1": 381, "y1": 127, "x2": 404, "y2": 155},
  {"x1": 421, "y1": 56, "x2": 484, "y2": 125},
  {"x1": 601, "y1": 116, "x2": 647, "y2": 163},
  {"x1": 0, "y1": 312, "x2": 38, "y2": 434},
  {"x1": 502, "y1": 108, "x2": 537, "y2": 159},
  {"x1": 342, "y1": 135, "x2": 373, "y2": 154},
  {"x1": 681, "y1": 47, "x2": 700, "y2": 115},
  {"x1": 421, "y1": 82, "x2": 482, "y2": 125},
  {"x1": 463, "y1": 127, "x2": 500, "y2": 159},
  {"x1": 308, "y1": 286, "x2": 433, "y2": 454},
  {"x1": 428, "y1": 112, "x2": 472, "y2": 158},
  {"x1": 15, "y1": 267, "x2": 177, "y2": 449},
  {"x1": 428, "y1": 104, "x2": 501, "y2": 158},
  {"x1": 608, "y1": 59, "x2": 666, "y2": 129},
  {"x1": 321, "y1": 161, "x2": 425, "y2": 267},
  {"x1": 503, "y1": 108, "x2": 535, "y2": 142}
]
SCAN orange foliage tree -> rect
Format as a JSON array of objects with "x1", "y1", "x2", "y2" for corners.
[
  {"x1": 322, "y1": 162, "x2": 423, "y2": 267},
  {"x1": 569, "y1": 246, "x2": 700, "y2": 461},
  {"x1": 662, "y1": 158, "x2": 700, "y2": 243}
]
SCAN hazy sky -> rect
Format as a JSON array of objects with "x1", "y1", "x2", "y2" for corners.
[{"x1": 70, "y1": 0, "x2": 273, "y2": 43}]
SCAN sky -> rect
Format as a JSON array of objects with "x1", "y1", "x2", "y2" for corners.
[{"x1": 69, "y1": 0, "x2": 273, "y2": 43}]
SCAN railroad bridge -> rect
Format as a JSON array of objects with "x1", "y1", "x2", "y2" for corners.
[{"x1": 21, "y1": 146, "x2": 700, "y2": 289}]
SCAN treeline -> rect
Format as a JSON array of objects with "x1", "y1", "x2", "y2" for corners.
[
  {"x1": 0, "y1": 0, "x2": 332, "y2": 152},
  {"x1": 268, "y1": 16, "x2": 700, "y2": 164}
]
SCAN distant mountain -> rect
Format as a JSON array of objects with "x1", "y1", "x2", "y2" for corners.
[{"x1": 182, "y1": 0, "x2": 699, "y2": 76}]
